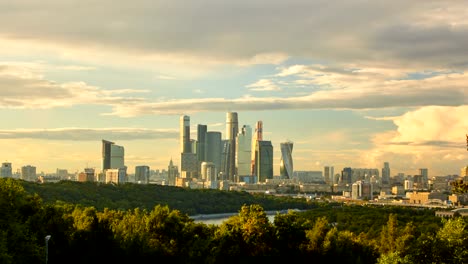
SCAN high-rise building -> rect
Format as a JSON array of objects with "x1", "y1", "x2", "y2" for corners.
[
  {"x1": 21, "y1": 165, "x2": 37, "y2": 181},
  {"x1": 167, "y1": 158, "x2": 179, "y2": 186},
  {"x1": 256, "y1": 140, "x2": 273, "y2": 183},
  {"x1": 1, "y1": 162, "x2": 12, "y2": 178},
  {"x1": 382, "y1": 162, "x2": 390, "y2": 185},
  {"x1": 102, "y1": 140, "x2": 125, "y2": 171},
  {"x1": 197, "y1": 124, "x2": 207, "y2": 163},
  {"x1": 135, "y1": 165, "x2": 150, "y2": 184},
  {"x1": 226, "y1": 112, "x2": 238, "y2": 181},
  {"x1": 340, "y1": 167, "x2": 352, "y2": 184},
  {"x1": 279, "y1": 141, "x2": 294, "y2": 179},
  {"x1": 105, "y1": 168, "x2": 127, "y2": 184},
  {"x1": 180, "y1": 115, "x2": 191, "y2": 153},
  {"x1": 251, "y1": 121, "x2": 263, "y2": 176},
  {"x1": 206, "y1": 131, "x2": 222, "y2": 174},
  {"x1": 236, "y1": 125, "x2": 252, "y2": 180},
  {"x1": 419, "y1": 168, "x2": 428, "y2": 189},
  {"x1": 324, "y1": 166, "x2": 334, "y2": 185},
  {"x1": 220, "y1": 139, "x2": 230, "y2": 180}
]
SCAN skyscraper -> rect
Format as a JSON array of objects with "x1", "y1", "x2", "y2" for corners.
[
  {"x1": 226, "y1": 112, "x2": 238, "y2": 181},
  {"x1": 197, "y1": 124, "x2": 207, "y2": 163},
  {"x1": 279, "y1": 141, "x2": 293, "y2": 179},
  {"x1": 256, "y1": 140, "x2": 273, "y2": 182},
  {"x1": 236, "y1": 125, "x2": 252, "y2": 180},
  {"x1": 324, "y1": 166, "x2": 334, "y2": 185},
  {"x1": 419, "y1": 168, "x2": 428, "y2": 189},
  {"x1": 382, "y1": 162, "x2": 390, "y2": 185},
  {"x1": 167, "y1": 158, "x2": 178, "y2": 186},
  {"x1": 102, "y1": 140, "x2": 125, "y2": 171},
  {"x1": 251, "y1": 121, "x2": 263, "y2": 176},
  {"x1": 180, "y1": 115, "x2": 191, "y2": 153},
  {"x1": 206, "y1": 131, "x2": 222, "y2": 174}
]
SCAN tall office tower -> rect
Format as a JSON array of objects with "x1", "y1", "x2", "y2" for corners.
[
  {"x1": 340, "y1": 167, "x2": 352, "y2": 184},
  {"x1": 21, "y1": 165, "x2": 37, "y2": 181},
  {"x1": 251, "y1": 121, "x2": 263, "y2": 176},
  {"x1": 382, "y1": 162, "x2": 390, "y2": 185},
  {"x1": 56, "y1": 169, "x2": 68, "y2": 179},
  {"x1": 167, "y1": 158, "x2": 179, "y2": 186},
  {"x1": 206, "y1": 131, "x2": 222, "y2": 174},
  {"x1": 256, "y1": 140, "x2": 273, "y2": 182},
  {"x1": 279, "y1": 141, "x2": 294, "y2": 179},
  {"x1": 102, "y1": 140, "x2": 125, "y2": 171},
  {"x1": 197, "y1": 124, "x2": 207, "y2": 163},
  {"x1": 180, "y1": 115, "x2": 191, "y2": 153},
  {"x1": 226, "y1": 112, "x2": 238, "y2": 181},
  {"x1": 220, "y1": 140, "x2": 230, "y2": 180},
  {"x1": 135, "y1": 165, "x2": 150, "y2": 184},
  {"x1": 419, "y1": 168, "x2": 428, "y2": 188},
  {"x1": 324, "y1": 166, "x2": 334, "y2": 185},
  {"x1": 236, "y1": 125, "x2": 252, "y2": 181},
  {"x1": 1, "y1": 162, "x2": 12, "y2": 177}
]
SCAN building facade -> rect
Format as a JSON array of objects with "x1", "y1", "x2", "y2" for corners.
[
  {"x1": 279, "y1": 141, "x2": 294, "y2": 179},
  {"x1": 135, "y1": 165, "x2": 150, "y2": 184},
  {"x1": 226, "y1": 112, "x2": 238, "y2": 181},
  {"x1": 236, "y1": 125, "x2": 252, "y2": 180},
  {"x1": 1, "y1": 162, "x2": 12, "y2": 178},
  {"x1": 256, "y1": 140, "x2": 273, "y2": 183}
]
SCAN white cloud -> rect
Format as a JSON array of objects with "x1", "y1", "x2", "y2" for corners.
[
  {"x1": 363, "y1": 106, "x2": 468, "y2": 175},
  {"x1": 0, "y1": 128, "x2": 178, "y2": 141},
  {"x1": 245, "y1": 79, "x2": 281, "y2": 91}
]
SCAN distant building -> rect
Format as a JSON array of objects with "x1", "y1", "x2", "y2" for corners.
[
  {"x1": 294, "y1": 171, "x2": 324, "y2": 184},
  {"x1": 84, "y1": 168, "x2": 95, "y2": 182},
  {"x1": 105, "y1": 167, "x2": 127, "y2": 184},
  {"x1": 102, "y1": 140, "x2": 125, "y2": 171},
  {"x1": 324, "y1": 166, "x2": 334, "y2": 185},
  {"x1": 340, "y1": 167, "x2": 352, "y2": 184},
  {"x1": 352, "y1": 180, "x2": 373, "y2": 200},
  {"x1": 205, "y1": 131, "x2": 222, "y2": 174},
  {"x1": 226, "y1": 112, "x2": 238, "y2": 181},
  {"x1": 21, "y1": 165, "x2": 37, "y2": 182},
  {"x1": 135, "y1": 165, "x2": 150, "y2": 184},
  {"x1": 251, "y1": 121, "x2": 263, "y2": 176},
  {"x1": 236, "y1": 125, "x2": 252, "y2": 180},
  {"x1": 419, "y1": 168, "x2": 429, "y2": 189},
  {"x1": 197, "y1": 124, "x2": 208, "y2": 172},
  {"x1": 180, "y1": 115, "x2": 191, "y2": 153},
  {"x1": 56, "y1": 169, "x2": 68, "y2": 179},
  {"x1": 167, "y1": 158, "x2": 179, "y2": 186},
  {"x1": 1, "y1": 162, "x2": 12, "y2": 177},
  {"x1": 255, "y1": 140, "x2": 273, "y2": 183},
  {"x1": 181, "y1": 153, "x2": 198, "y2": 178},
  {"x1": 381, "y1": 162, "x2": 390, "y2": 185},
  {"x1": 279, "y1": 141, "x2": 294, "y2": 179}
]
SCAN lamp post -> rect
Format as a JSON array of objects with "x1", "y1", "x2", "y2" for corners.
[{"x1": 45, "y1": 235, "x2": 51, "y2": 264}]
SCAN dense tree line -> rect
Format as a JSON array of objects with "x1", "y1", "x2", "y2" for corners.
[
  {"x1": 2, "y1": 178, "x2": 467, "y2": 263},
  {"x1": 20, "y1": 180, "x2": 318, "y2": 215}
]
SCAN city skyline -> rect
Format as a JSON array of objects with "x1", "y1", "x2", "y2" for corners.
[{"x1": 0, "y1": 1, "x2": 467, "y2": 176}]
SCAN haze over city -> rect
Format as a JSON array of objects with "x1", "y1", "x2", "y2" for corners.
[{"x1": 0, "y1": 1, "x2": 467, "y2": 176}]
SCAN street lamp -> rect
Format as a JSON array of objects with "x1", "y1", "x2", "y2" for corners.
[{"x1": 45, "y1": 235, "x2": 51, "y2": 264}]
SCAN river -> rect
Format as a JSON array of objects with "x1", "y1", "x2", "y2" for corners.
[{"x1": 190, "y1": 209, "x2": 299, "y2": 225}]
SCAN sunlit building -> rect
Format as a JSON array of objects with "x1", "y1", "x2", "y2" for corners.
[
  {"x1": 236, "y1": 125, "x2": 252, "y2": 181},
  {"x1": 255, "y1": 140, "x2": 273, "y2": 183},
  {"x1": 226, "y1": 112, "x2": 238, "y2": 181},
  {"x1": 279, "y1": 141, "x2": 293, "y2": 179}
]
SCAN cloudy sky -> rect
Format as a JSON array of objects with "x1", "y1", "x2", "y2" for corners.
[{"x1": 0, "y1": 0, "x2": 467, "y2": 177}]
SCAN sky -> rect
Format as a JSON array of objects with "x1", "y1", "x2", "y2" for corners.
[{"x1": 0, "y1": 0, "x2": 467, "y2": 177}]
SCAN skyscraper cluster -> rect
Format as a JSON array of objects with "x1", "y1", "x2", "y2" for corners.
[{"x1": 178, "y1": 112, "x2": 278, "y2": 186}]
